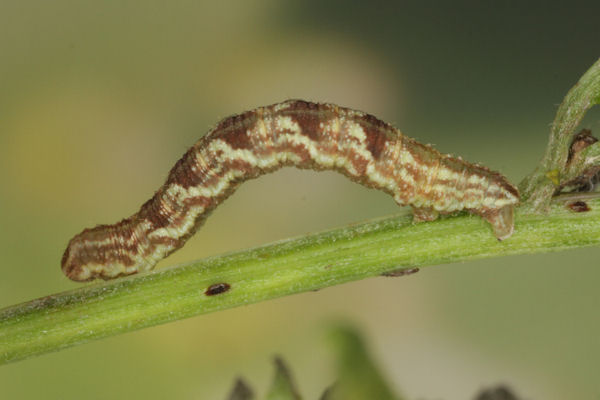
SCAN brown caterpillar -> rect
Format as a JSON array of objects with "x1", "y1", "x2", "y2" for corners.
[{"x1": 62, "y1": 100, "x2": 520, "y2": 281}]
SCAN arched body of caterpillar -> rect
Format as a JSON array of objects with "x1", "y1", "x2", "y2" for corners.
[{"x1": 62, "y1": 100, "x2": 520, "y2": 281}]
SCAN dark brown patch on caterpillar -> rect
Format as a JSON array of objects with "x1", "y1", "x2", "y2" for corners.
[
  {"x1": 284, "y1": 100, "x2": 324, "y2": 141},
  {"x1": 165, "y1": 147, "x2": 204, "y2": 190},
  {"x1": 205, "y1": 282, "x2": 231, "y2": 296},
  {"x1": 219, "y1": 112, "x2": 257, "y2": 150},
  {"x1": 359, "y1": 113, "x2": 391, "y2": 159}
]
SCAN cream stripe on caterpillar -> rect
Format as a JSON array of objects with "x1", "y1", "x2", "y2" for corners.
[{"x1": 62, "y1": 100, "x2": 520, "y2": 281}]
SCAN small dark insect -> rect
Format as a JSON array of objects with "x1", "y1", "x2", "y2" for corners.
[
  {"x1": 567, "y1": 129, "x2": 597, "y2": 164},
  {"x1": 205, "y1": 282, "x2": 231, "y2": 296},
  {"x1": 567, "y1": 200, "x2": 590, "y2": 212},
  {"x1": 381, "y1": 267, "x2": 420, "y2": 277},
  {"x1": 557, "y1": 129, "x2": 600, "y2": 193}
]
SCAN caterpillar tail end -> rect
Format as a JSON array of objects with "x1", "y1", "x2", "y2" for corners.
[
  {"x1": 481, "y1": 205, "x2": 515, "y2": 241},
  {"x1": 61, "y1": 242, "x2": 94, "y2": 282}
]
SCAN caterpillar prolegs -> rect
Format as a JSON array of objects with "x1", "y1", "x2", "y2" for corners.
[{"x1": 62, "y1": 100, "x2": 520, "y2": 281}]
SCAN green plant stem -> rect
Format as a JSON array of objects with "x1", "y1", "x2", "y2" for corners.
[
  {"x1": 2, "y1": 196, "x2": 600, "y2": 365},
  {"x1": 519, "y1": 57, "x2": 600, "y2": 210}
]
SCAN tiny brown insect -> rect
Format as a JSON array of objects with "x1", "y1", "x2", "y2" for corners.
[
  {"x1": 62, "y1": 100, "x2": 519, "y2": 281},
  {"x1": 567, "y1": 129, "x2": 597, "y2": 164},
  {"x1": 381, "y1": 267, "x2": 420, "y2": 277},
  {"x1": 559, "y1": 129, "x2": 600, "y2": 193},
  {"x1": 567, "y1": 201, "x2": 590, "y2": 212},
  {"x1": 205, "y1": 283, "x2": 231, "y2": 296}
]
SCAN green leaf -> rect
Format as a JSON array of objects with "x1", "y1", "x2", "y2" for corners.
[
  {"x1": 265, "y1": 357, "x2": 302, "y2": 400},
  {"x1": 325, "y1": 324, "x2": 402, "y2": 400},
  {"x1": 227, "y1": 379, "x2": 255, "y2": 400}
]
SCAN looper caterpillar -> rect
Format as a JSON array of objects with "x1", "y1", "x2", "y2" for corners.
[{"x1": 62, "y1": 100, "x2": 519, "y2": 281}]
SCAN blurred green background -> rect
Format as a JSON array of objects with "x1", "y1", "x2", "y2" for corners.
[{"x1": 1, "y1": 1, "x2": 599, "y2": 399}]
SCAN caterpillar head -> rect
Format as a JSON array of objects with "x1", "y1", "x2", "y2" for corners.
[{"x1": 61, "y1": 223, "x2": 138, "y2": 281}]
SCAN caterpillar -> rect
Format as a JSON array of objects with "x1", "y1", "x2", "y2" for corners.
[{"x1": 62, "y1": 100, "x2": 520, "y2": 281}]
